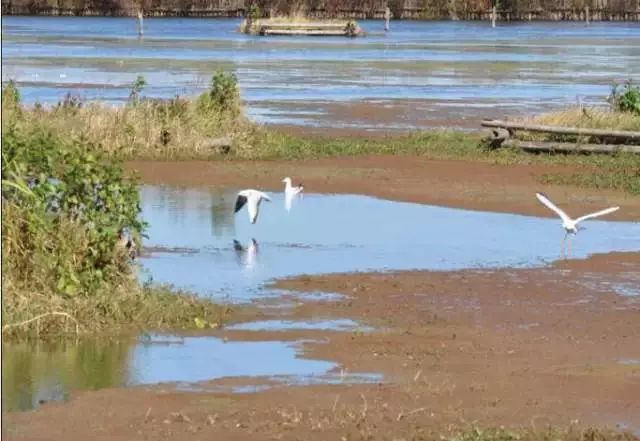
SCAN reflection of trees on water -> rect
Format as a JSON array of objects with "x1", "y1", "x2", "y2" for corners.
[
  {"x1": 2, "y1": 338, "x2": 133, "y2": 411},
  {"x1": 210, "y1": 192, "x2": 235, "y2": 239}
]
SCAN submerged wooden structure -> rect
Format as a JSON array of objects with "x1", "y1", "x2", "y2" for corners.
[
  {"x1": 481, "y1": 119, "x2": 640, "y2": 154},
  {"x1": 242, "y1": 19, "x2": 363, "y2": 37}
]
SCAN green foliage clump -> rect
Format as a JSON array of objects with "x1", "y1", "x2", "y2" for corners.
[
  {"x1": 128, "y1": 74, "x2": 146, "y2": 104},
  {"x1": 609, "y1": 80, "x2": 640, "y2": 116},
  {"x1": 197, "y1": 70, "x2": 241, "y2": 116},
  {"x1": 2, "y1": 124, "x2": 145, "y2": 297},
  {"x1": 2, "y1": 79, "x2": 21, "y2": 112}
]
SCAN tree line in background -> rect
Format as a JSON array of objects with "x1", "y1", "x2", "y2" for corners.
[{"x1": 3, "y1": 0, "x2": 639, "y2": 19}]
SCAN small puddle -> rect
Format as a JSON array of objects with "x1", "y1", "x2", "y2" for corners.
[
  {"x1": 227, "y1": 319, "x2": 373, "y2": 332},
  {"x1": 3, "y1": 334, "x2": 378, "y2": 412}
]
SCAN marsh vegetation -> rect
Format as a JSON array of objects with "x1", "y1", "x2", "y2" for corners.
[{"x1": 1, "y1": 82, "x2": 230, "y2": 340}]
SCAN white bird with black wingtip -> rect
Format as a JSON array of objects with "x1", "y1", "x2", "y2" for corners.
[
  {"x1": 535, "y1": 192, "x2": 619, "y2": 255},
  {"x1": 282, "y1": 177, "x2": 303, "y2": 212},
  {"x1": 282, "y1": 177, "x2": 303, "y2": 196},
  {"x1": 234, "y1": 189, "x2": 271, "y2": 224}
]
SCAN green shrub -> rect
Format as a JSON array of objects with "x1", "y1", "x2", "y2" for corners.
[
  {"x1": 197, "y1": 70, "x2": 240, "y2": 115},
  {"x1": 609, "y1": 80, "x2": 640, "y2": 115},
  {"x1": 2, "y1": 125, "x2": 145, "y2": 297},
  {"x1": 2, "y1": 80, "x2": 21, "y2": 117},
  {"x1": 128, "y1": 75, "x2": 147, "y2": 104}
]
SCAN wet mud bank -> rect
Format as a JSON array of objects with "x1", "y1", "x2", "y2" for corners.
[
  {"x1": 126, "y1": 157, "x2": 640, "y2": 221},
  {"x1": 5, "y1": 252, "x2": 640, "y2": 440}
]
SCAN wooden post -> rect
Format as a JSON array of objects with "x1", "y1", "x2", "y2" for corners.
[
  {"x1": 491, "y1": 5, "x2": 496, "y2": 28},
  {"x1": 384, "y1": 6, "x2": 390, "y2": 32},
  {"x1": 585, "y1": 5, "x2": 590, "y2": 24},
  {"x1": 137, "y1": 9, "x2": 144, "y2": 38}
]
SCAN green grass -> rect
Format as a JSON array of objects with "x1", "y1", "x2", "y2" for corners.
[
  {"x1": 4, "y1": 80, "x2": 640, "y2": 195},
  {"x1": 437, "y1": 426, "x2": 638, "y2": 441},
  {"x1": 2, "y1": 279, "x2": 230, "y2": 340}
]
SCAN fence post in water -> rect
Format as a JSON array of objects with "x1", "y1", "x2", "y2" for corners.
[
  {"x1": 585, "y1": 5, "x2": 590, "y2": 24},
  {"x1": 384, "y1": 6, "x2": 390, "y2": 32},
  {"x1": 491, "y1": 5, "x2": 496, "y2": 28},
  {"x1": 137, "y1": 9, "x2": 144, "y2": 38}
]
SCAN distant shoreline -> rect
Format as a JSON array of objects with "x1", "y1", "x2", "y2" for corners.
[{"x1": 2, "y1": 5, "x2": 639, "y2": 22}]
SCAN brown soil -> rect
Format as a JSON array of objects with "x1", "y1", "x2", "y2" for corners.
[
  {"x1": 126, "y1": 156, "x2": 640, "y2": 220},
  {"x1": 5, "y1": 253, "x2": 640, "y2": 441}
]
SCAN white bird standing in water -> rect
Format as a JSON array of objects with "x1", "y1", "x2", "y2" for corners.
[
  {"x1": 535, "y1": 192, "x2": 619, "y2": 256},
  {"x1": 282, "y1": 177, "x2": 303, "y2": 195},
  {"x1": 234, "y1": 189, "x2": 271, "y2": 224},
  {"x1": 282, "y1": 177, "x2": 303, "y2": 212}
]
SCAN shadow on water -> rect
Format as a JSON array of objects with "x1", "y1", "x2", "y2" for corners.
[{"x1": 2, "y1": 338, "x2": 131, "y2": 411}]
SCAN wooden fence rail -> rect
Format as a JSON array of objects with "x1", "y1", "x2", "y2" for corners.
[
  {"x1": 481, "y1": 120, "x2": 640, "y2": 143},
  {"x1": 481, "y1": 119, "x2": 640, "y2": 154}
]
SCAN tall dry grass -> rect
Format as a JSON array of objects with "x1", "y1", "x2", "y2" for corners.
[{"x1": 524, "y1": 107, "x2": 640, "y2": 132}]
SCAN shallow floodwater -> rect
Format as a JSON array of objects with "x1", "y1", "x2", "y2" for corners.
[
  {"x1": 139, "y1": 185, "x2": 640, "y2": 302},
  {"x1": 4, "y1": 186, "x2": 639, "y2": 411},
  {"x1": 3, "y1": 334, "x2": 383, "y2": 412},
  {"x1": 3, "y1": 17, "x2": 640, "y2": 129}
]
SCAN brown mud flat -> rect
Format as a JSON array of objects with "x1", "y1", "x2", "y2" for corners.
[
  {"x1": 127, "y1": 156, "x2": 640, "y2": 220},
  {"x1": 5, "y1": 253, "x2": 640, "y2": 441}
]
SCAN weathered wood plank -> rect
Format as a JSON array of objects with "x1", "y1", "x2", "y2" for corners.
[
  {"x1": 261, "y1": 22, "x2": 350, "y2": 28},
  {"x1": 504, "y1": 140, "x2": 640, "y2": 154},
  {"x1": 481, "y1": 119, "x2": 640, "y2": 142},
  {"x1": 262, "y1": 29, "x2": 349, "y2": 36}
]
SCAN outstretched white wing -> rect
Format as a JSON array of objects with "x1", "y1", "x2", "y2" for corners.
[
  {"x1": 248, "y1": 195, "x2": 259, "y2": 224},
  {"x1": 236, "y1": 190, "x2": 270, "y2": 224},
  {"x1": 575, "y1": 206, "x2": 619, "y2": 225},
  {"x1": 536, "y1": 192, "x2": 572, "y2": 224}
]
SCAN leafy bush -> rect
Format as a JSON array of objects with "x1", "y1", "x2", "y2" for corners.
[
  {"x1": 197, "y1": 70, "x2": 241, "y2": 115},
  {"x1": 608, "y1": 80, "x2": 640, "y2": 115},
  {"x1": 2, "y1": 124, "x2": 145, "y2": 297},
  {"x1": 128, "y1": 75, "x2": 146, "y2": 104}
]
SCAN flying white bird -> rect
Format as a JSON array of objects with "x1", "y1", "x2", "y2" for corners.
[
  {"x1": 282, "y1": 177, "x2": 303, "y2": 195},
  {"x1": 535, "y1": 192, "x2": 619, "y2": 255},
  {"x1": 234, "y1": 189, "x2": 271, "y2": 224}
]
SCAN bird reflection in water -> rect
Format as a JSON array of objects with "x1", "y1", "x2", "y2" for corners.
[
  {"x1": 233, "y1": 238, "x2": 259, "y2": 269},
  {"x1": 284, "y1": 191, "x2": 303, "y2": 212}
]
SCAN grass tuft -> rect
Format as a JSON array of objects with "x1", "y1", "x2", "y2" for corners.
[{"x1": 439, "y1": 426, "x2": 638, "y2": 441}]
